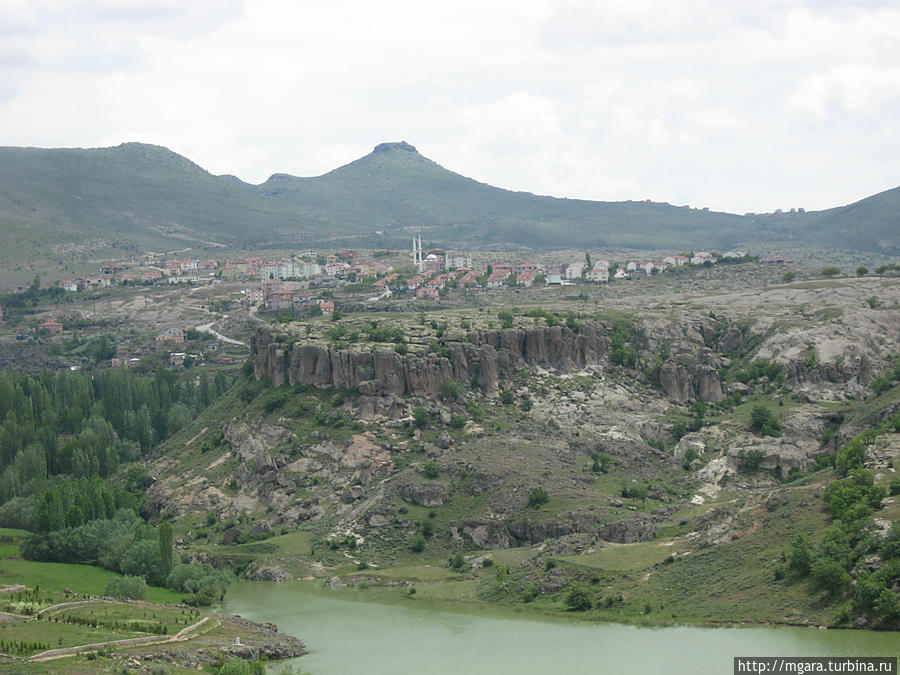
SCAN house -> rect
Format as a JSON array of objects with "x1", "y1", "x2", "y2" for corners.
[
  {"x1": 459, "y1": 271, "x2": 480, "y2": 288},
  {"x1": 58, "y1": 279, "x2": 79, "y2": 292},
  {"x1": 614, "y1": 268, "x2": 628, "y2": 280},
  {"x1": 267, "y1": 290, "x2": 295, "y2": 310},
  {"x1": 110, "y1": 356, "x2": 126, "y2": 368},
  {"x1": 318, "y1": 300, "x2": 335, "y2": 315},
  {"x1": 586, "y1": 263, "x2": 609, "y2": 283},
  {"x1": 565, "y1": 262, "x2": 585, "y2": 280},
  {"x1": 516, "y1": 270, "x2": 536, "y2": 287},
  {"x1": 416, "y1": 287, "x2": 440, "y2": 299},
  {"x1": 723, "y1": 250, "x2": 747, "y2": 259},
  {"x1": 169, "y1": 352, "x2": 186, "y2": 367},
  {"x1": 691, "y1": 251, "x2": 715, "y2": 265},
  {"x1": 38, "y1": 320, "x2": 63, "y2": 334},
  {"x1": 663, "y1": 255, "x2": 689, "y2": 266},
  {"x1": 156, "y1": 327, "x2": 186, "y2": 343},
  {"x1": 82, "y1": 275, "x2": 111, "y2": 288},
  {"x1": 245, "y1": 286, "x2": 265, "y2": 305},
  {"x1": 546, "y1": 273, "x2": 563, "y2": 285}
]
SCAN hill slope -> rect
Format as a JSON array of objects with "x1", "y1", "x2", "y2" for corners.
[{"x1": 0, "y1": 141, "x2": 897, "y2": 261}]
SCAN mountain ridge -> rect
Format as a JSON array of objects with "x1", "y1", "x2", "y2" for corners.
[{"x1": 0, "y1": 141, "x2": 896, "y2": 261}]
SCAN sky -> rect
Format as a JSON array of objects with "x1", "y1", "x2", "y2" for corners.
[{"x1": 2, "y1": 0, "x2": 899, "y2": 214}]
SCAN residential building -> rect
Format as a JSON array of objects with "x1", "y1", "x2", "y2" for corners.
[{"x1": 156, "y1": 327, "x2": 186, "y2": 343}]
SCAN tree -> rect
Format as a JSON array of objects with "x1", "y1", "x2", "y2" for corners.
[
  {"x1": 856, "y1": 266, "x2": 869, "y2": 277},
  {"x1": 749, "y1": 406, "x2": 781, "y2": 437},
  {"x1": 104, "y1": 575, "x2": 147, "y2": 600},
  {"x1": 788, "y1": 534, "x2": 813, "y2": 576},
  {"x1": 811, "y1": 558, "x2": 850, "y2": 597},
  {"x1": 821, "y1": 267, "x2": 841, "y2": 277}
]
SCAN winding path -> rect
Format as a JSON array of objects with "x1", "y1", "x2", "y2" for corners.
[{"x1": 28, "y1": 615, "x2": 215, "y2": 662}]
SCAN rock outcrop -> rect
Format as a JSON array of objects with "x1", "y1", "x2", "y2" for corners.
[{"x1": 252, "y1": 321, "x2": 730, "y2": 403}]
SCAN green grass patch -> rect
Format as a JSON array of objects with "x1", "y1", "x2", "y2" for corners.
[{"x1": 0, "y1": 559, "x2": 182, "y2": 603}]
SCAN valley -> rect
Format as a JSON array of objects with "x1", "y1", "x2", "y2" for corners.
[{"x1": 0, "y1": 247, "x2": 897, "y2": 673}]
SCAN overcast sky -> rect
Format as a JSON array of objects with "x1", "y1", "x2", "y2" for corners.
[{"x1": 2, "y1": 0, "x2": 899, "y2": 213}]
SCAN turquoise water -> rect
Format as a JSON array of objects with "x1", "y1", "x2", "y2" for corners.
[{"x1": 223, "y1": 582, "x2": 898, "y2": 675}]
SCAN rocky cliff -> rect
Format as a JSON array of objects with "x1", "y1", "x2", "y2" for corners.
[{"x1": 252, "y1": 320, "x2": 734, "y2": 403}]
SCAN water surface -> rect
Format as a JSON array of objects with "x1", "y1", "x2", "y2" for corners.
[{"x1": 223, "y1": 582, "x2": 898, "y2": 675}]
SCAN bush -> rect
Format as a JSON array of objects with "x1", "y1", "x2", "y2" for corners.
[
  {"x1": 423, "y1": 461, "x2": 440, "y2": 479},
  {"x1": 890, "y1": 477, "x2": 900, "y2": 496},
  {"x1": 737, "y1": 448, "x2": 765, "y2": 472},
  {"x1": 104, "y1": 575, "x2": 147, "y2": 600},
  {"x1": 410, "y1": 534, "x2": 426, "y2": 553},
  {"x1": 412, "y1": 406, "x2": 429, "y2": 429},
  {"x1": 499, "y1": 389, "x2": 515, "y2": 405},
  {"x1": 821, "y1": 267, "x2": 841, "y2": 277},
  {"x1": 450, "y1": 413, "x2": 466, "y2": 429},
  {"x1": 591, "y1": 452, "x2": 612, "y2": 474},
  {"x1": 788, "y1": 534, "x2": 813, "y2": 576},
  {"x1": 527, "y1": 487, "x2": 549, "y2": 508},
  {"x1": 811, "y1": 558, "x2": 850, "y2": 596},
  {"x1": 749, "y1": 405, "x2": 781, "y2": 437},
  {"x1": 856, "y1": 266, "x2": 869, "y2": 277},
  {"x1": 782, "y1": 272, "x2": 797, "y2": 283},
  {"x1": 448, "y1": 553, "x2": 465, "y2": 571},
  {"x1": 564, "y1": 584, "x2": 593, "y2": 611}
]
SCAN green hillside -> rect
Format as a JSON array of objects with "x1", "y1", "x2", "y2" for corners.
[{"x1": 0, "y1": 140, "x2": 897, "y2": 262}]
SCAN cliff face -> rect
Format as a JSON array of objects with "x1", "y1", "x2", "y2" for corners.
[
  {"x1": 252, "y1": 320, "x2": 734, "y2": 403},
  {"x1": 253, "y1": 323, "x2": 609, "y2": 398}
]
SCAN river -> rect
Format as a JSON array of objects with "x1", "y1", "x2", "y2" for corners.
[{"x1": 222, "y1": 582, "x2": 898, "y2": 674}]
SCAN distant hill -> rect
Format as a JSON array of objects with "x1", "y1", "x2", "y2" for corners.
[{"x1": 0, "y1": 141, "x2": 896, "y2": 263}]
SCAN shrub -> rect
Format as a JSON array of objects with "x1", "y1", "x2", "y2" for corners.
[
  {"x1": 412, "y1": 406, "x2": 429, "y2": 429},
  {"x1": 520, "y1": 398, "x2": 533, "y2": 412},
  {"x1": 788, "y1": 534, "x2": 813, "y2": 576},
  {"x1": 749, "y1": 405, "x2": 781, "y2": 437},
  {"x1": 466, "y1": 401, "x2": 484, "y2": 420},
  {"x1": 410, "y1": 534, "x2": 426, "y2": 553},
  {"x1": 591, "y1": 452, "x2": 612, "y2": 474},
  {"x1": 104, "y1": 575, "x2": 147, "y2": 600},
  {"x1": 423, "y1": 461, "x2": 440, "y2": 479},
  {"x1": 448, "y1": 553, "x2": 465, "y2": 571},
  {"x1": 450, "y1": 413, "x2": 466, "y2": 429},
  {"x1": 782, "y1": 272, "x2": 797, "y2": 283},
  {"x1": 737, "y1": 448, "x2": 765, "y2": 472},
  {"x1": 527, "y1": 487, "x2": 549, "y2": 508},
  {"x1": 564, "y1": 584, "x2": 593, "y2": 611},
  {"x1": 889, "y1": 477, "x2": 900, "y2": 496},
  {"x1": 499, "y1": 389, "x2": 515, "y2": 405},
  {"x1": 821, "y1": 267, "x2": 841, "y2": 277},
  {"x1": 856, "y1": 266, "x2": 869, "y2": 277}
]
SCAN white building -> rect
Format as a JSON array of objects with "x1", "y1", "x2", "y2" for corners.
[
  {"x1": 261, "y1": 261, "x2": 300, "y2": 280},
  {"x1": 445, "y1": 253, "x2": 472, "y2": 270},
  {"x1": 586, "y1": 263, "x2": 609, "y2": 282},
  {"x1": 565, "y1": 262, "x2": 585, "y2": 280}
]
